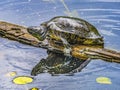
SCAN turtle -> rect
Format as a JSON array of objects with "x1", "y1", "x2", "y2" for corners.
[{"x1": 27, "y1": 16, "x2": 104, "y2": 55}]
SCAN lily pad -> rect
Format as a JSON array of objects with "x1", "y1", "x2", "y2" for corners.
[
  {"x1": 29, "y1": 87, "x2": 40, "y2": 90},
  {"x1": 13, "y1": 76, "x2": 33, "y2": 85},
  {"x1": 96, "y1": 77, "x2": 112, "y2": 84}
]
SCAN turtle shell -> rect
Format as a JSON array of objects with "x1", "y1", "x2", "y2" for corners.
[{"x1": 45, "y1": 16, "x2": 103, "y2": 46}]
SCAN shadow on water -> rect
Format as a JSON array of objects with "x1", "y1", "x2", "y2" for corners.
[{"x1": 31, "y1": 50, "x2": 91, "y2": 76}]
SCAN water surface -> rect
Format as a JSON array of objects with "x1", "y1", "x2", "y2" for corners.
[{"x1": 0, "y1": 0, "x2": 120, "y2": 90}]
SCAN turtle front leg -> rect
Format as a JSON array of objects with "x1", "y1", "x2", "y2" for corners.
[
  {"x1": 45, "y1": 36, "x2": 72, "y2": 55},
  {"x1": 63, "y1": 44, "x2": 72, "y2": 56},
  {"x1": 60, "y1": 37, "x2": 72, "y2": 56}
]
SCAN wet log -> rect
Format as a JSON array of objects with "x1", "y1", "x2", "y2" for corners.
[
  {"x1": 0, "y1": 21, "x2": 40, "y2": 47},
  {"x1": 0, "y1": 21, "x2": 120, "y2": 63},
  {"x1": 72, "y1": 45, "x2": 120, "y2": 63}
]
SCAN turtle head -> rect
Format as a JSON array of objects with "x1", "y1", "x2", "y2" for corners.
[{"x1": 27, "y1": 25, "x2": 47, "y2": 41}]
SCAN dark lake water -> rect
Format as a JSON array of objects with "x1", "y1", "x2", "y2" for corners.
[{"x1": 0, "y1": 0, "x2": 120, "y2": 90}]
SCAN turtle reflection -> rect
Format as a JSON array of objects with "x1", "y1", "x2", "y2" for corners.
[{"x1": 31, "y1": 51, "x2": 90, "y2": 76}]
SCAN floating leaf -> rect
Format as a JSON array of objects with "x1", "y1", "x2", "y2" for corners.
[
  {"x1": 29, "y1": 87, "x2": 40, "y2": 90},
  {"x1": 6, "y1": 71, "x2": 17, "y2": 77},
  {"x1": 96, "y1": 77, "x2": 112, "y2": 84},
  {"x1": 13, "y1": 76, "x2": 33, "y2": 85}
]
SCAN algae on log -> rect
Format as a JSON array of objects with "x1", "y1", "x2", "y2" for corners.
[{"x1": 0, "y1": 21, "x2": 40, "y2": 47}]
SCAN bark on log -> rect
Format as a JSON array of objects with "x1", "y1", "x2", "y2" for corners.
[{"x1": 0, "y1": 21, "x2": 40, "y2": 47}]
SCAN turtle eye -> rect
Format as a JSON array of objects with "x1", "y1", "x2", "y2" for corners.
[{"x1": 40, "y1": 29, "x2": 44, "y2": 35}]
